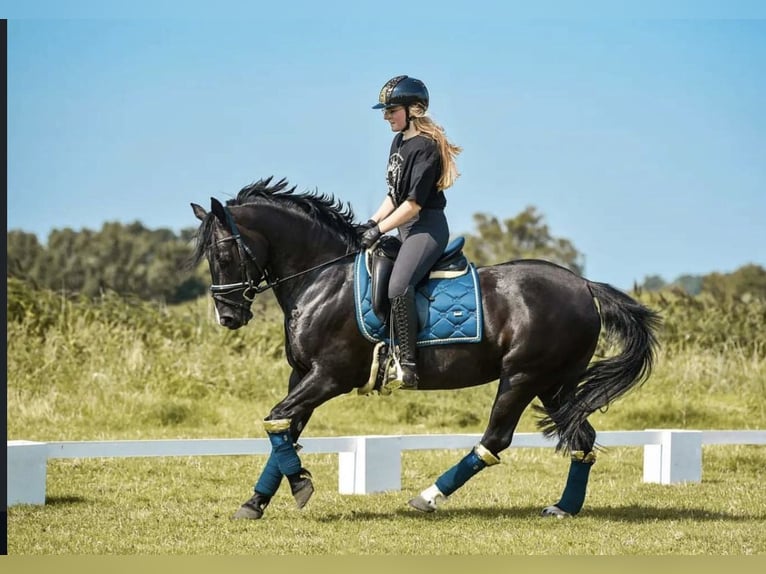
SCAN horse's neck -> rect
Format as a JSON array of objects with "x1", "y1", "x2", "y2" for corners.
[
  {"x1": 251, "y1": 205, "x2": 352, "y2": 304},
  {"x1": 259, "y1": 211, "x2": 345, "y2": 265}
]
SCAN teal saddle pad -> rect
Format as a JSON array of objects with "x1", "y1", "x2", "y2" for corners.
[{"x1": 353, "y1": 253, "x2": 483, "y2": 347}]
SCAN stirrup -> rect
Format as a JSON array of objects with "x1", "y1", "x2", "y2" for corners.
[{"x1": 382, "y1": 354, "x2": 418, "y2": 392}]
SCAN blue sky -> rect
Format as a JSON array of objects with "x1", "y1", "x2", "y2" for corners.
[{"x1": 6, "y1": 3, "x2": 766, "y2": 290}]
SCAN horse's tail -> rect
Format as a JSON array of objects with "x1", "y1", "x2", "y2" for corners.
[{"x1": 541, "y1": 280, "x2": 662, "y2": 452}]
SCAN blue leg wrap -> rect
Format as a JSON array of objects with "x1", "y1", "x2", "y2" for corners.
[
  {"x1": 556, "y1": 459, "x2": 594, "y2": 515},
  {"x1": 254, "y1": 451, "x2": 283, "y2": 496},
  {"x1": 435, "y1": 450, "x2": 487, "y2": 497},
  {"x1": 267, "y1": 431, "x2": 302, "y2": 477}
]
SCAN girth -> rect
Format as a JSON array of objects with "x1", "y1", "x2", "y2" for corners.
[{"x1": 369, "y1": 236, "x2": 469, "y2": 322}]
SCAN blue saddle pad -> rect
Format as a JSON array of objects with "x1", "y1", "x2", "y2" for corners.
[{"x1": 353, "y1": 253, "x2": 483, "y2": 346}]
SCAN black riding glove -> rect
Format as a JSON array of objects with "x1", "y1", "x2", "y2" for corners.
[
  {"x1": 355, "y1": 219, "x2": 378, "y2": 237},
  {"x1": 359, "y1": 224, "x2": 382, "y2": 249}
]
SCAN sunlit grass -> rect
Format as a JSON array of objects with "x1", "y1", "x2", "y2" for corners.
[
  {"x1": 6, "y1": 282, "x2": 766, "y2": 554},
  {"x1": 8, "y1": 447, "x2": 765, "y2": 554}
]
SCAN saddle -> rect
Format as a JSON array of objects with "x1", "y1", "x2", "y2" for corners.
[
  {"x1": 356, "y1": 236, "x2": 481, "y2": 395},
  {"x1": 369, "y1": 236, "x2": 469, "y2": 322}
]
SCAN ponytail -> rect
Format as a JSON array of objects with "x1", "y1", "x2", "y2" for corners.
[{"x1": 409, "y1": 104, "x2": 462, "y2": 191}]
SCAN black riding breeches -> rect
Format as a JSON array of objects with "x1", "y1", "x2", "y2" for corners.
[{"x1": 389, "y1": 208, "x2": 450, "y2": 299}]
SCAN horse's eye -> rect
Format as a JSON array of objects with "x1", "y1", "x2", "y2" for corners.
[
  {"x1": 211, "y1": 245, "x2": 234, "y2": 265},
  {"x1": 219, "y1": 251, "x2": 234, "y2": 265}
]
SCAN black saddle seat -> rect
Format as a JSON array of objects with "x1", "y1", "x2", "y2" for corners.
[
  {"x1": 369, "y1": 236, "x2": 469, "y2": 322},
  {"x1": 375, "y1": 236, "x2": 468, "y2": 274}
]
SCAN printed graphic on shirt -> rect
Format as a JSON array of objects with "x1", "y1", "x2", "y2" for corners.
[{"x1": 386, "y1": 149, "x2": 404, "y2": 204}]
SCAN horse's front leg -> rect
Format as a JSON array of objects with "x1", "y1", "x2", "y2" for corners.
[
  {"x1": 233, "y1": 366, "x2": 350, "y2": 520},
  {"x1": 233, "y1": 369, "x2": 308, "y2": 520},
  {"x1": 232, "y1": 414, "x2": 316, "y2": 520}
]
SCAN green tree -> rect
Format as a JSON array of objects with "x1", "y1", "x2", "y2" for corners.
[
  {"x1": 6, "y1": 231, "x2": 44, "y2": 281},
  {"x1": 672, "y1": 274, "x2": 703, "y2": 295},
  {"x1": 639, "y1": 274, "x2": 667, "y2": 292},
  {"x1": 6, "y1": 222, "x2": 207, "y2": 303},
  {"x1": 702, "y1": 264, "x2": 766, "y2": 301},
  {"x1": 39, "y1": 228, "x2": 88, "y2": 293},
  {"x1": 463, "y1": 206, "x2": 585, "y2": 274}
]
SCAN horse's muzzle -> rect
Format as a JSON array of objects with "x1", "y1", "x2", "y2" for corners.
[
  {"x1": 219, "y1": 315, "x2": 242, "y2": 329},
  {"x1": 217, "y1": 307, "x2": 253, "y2": 330}
]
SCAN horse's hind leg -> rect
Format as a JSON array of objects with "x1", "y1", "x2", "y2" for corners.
[
  {"x1": 538, "y1": 390, "x2": 597, "y2": 518},
  {"x1": 409, "y1": 373, "x2": 536, "y2": 512}
]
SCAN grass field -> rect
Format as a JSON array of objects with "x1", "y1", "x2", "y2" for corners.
[
  {"x1": 8, "y1": 446, "x2": 766, "y2": 554},
  {"x1": 6, "y1": 283, "x2": 766, "y2": 554}
]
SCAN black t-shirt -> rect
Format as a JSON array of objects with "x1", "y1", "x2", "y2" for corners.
[{"x1": 386, "y1": 133, "x2": 446, "y2": 210}]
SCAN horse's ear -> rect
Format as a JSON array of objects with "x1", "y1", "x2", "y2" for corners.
[
  {"x1": 191, "y1": 203, "x2": 207, "y2": 221},
  {"x1": 210, "y1": 197, "x2": 227, "y2": 224}
]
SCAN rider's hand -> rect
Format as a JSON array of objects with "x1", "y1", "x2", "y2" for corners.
[
  {"x1": 359, "y1": 224, "x2": 382, "y2": 249},
  {"x1": 355, "y1": 219, "x2": 378, "y2": 237}
]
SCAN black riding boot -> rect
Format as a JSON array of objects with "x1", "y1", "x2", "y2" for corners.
[{"x1": 391, "y1": 287, "x2": 419, "y2": 390}]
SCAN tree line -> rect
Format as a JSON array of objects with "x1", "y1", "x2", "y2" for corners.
[
  {"x1": 7, "y1": 222, "x2": 208, "y2": 303},
  {"x1": 462, "y1": 207, "x2": 766, "y2": 301},
  {"x1": 638, "y1": 265, "x2": 766, "y2": 300},
  {"x1": 7, "y1": 209, "x2": 766, "y2": 303}
]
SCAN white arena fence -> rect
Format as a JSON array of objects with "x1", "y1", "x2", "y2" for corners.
[{"x1": 7, "y1": 429, "x2": 766, "y2": 506}]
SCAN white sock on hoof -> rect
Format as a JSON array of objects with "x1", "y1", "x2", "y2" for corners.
[
  {"x1": 421, "y1": 484, "x2": 448, "y2": 509},
  {"x1": 541, "y1": 505, "x2": 572, "y2": 519}
]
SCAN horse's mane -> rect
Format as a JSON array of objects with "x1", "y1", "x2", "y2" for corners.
[
  {"x1": 190, "y1": 176, "x2": 360, "y2": 266},
  {"x1": 232, "y1": 177, "x2": 358, "y2": 238}
]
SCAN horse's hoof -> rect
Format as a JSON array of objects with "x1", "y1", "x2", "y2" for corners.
[
  {"x1": 293, "y1": 479, "x2": 314, "y2": 509},
  {"x1": 541, "y1": 505, "x2": 572, "y2": 519},
  {"x1": 408, "y1": 495, "x2": 437, "y2": 513},
  {"x1": 232, "y1": 504, "x2": 264, "y2": 520},
  {"x1": 232, "y1": 493, "x2": 270, "y2": 520},
  {"x1": 288, "y1": 468, "x2": 314, "y2": 509}
]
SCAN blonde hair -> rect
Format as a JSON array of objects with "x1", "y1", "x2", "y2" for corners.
[{"x1": 408, "y1": 103, "x2": 462, "y2": 191}]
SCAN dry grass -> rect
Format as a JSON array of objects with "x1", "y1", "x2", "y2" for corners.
[{"x1": 6, "y1": 280, "x2": 766, "y2": 554}]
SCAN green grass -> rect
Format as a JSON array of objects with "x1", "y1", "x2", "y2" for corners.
[
  {"x1": 8, "y1": 447, "x2": 766, "y2": 554},
  {"x1": 6, "y1": 281, "x2": 766, "y2": 554},
  {"x1": 8, "y1": 342, "x2": 764, "y2": 441}
]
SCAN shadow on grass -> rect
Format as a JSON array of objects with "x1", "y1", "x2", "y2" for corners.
[
  {"x1": 315, "y1": 504, "x2": 763, "y2": 523},
  {"x1": 46, "y1": 495, "x2": 90, "y2": 505}
]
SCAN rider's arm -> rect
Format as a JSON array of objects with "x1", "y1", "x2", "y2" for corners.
[
  {"x1": 378, "y1": 199, "x2": 421, "y2": 234},
  {"x1": 370, "y1": 196, "x2": 396, "y2": 223}
]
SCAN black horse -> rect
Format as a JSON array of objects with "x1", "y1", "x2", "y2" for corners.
[{"x1": 191, "y1": 177, "x2": 660, "y2": 520}]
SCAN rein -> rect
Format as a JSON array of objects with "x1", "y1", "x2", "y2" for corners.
[{"x1": 209, "y1": 205, "x2": 359, "y2": 306}]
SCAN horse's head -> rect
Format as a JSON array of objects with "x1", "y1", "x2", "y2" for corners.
[{"x1": 191, "y1": 198, "x2": 271, "y2": 329}]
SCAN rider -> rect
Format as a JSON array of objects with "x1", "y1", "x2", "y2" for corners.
[{"x1": 358, "y1": 75, "x2": 462, "y2": 390}]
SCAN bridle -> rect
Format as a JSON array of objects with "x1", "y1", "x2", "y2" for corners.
[
  {"x1": 208, "y1": 206, "x2": 274, "y2": 311},
  {"x1": 208, "y1": 205, "x2": 358, "y2": 312}
]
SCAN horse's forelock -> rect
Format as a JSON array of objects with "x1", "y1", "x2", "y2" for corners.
[{"x1": 189, "y1": 213, "x2": 216, "y2": 267}]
